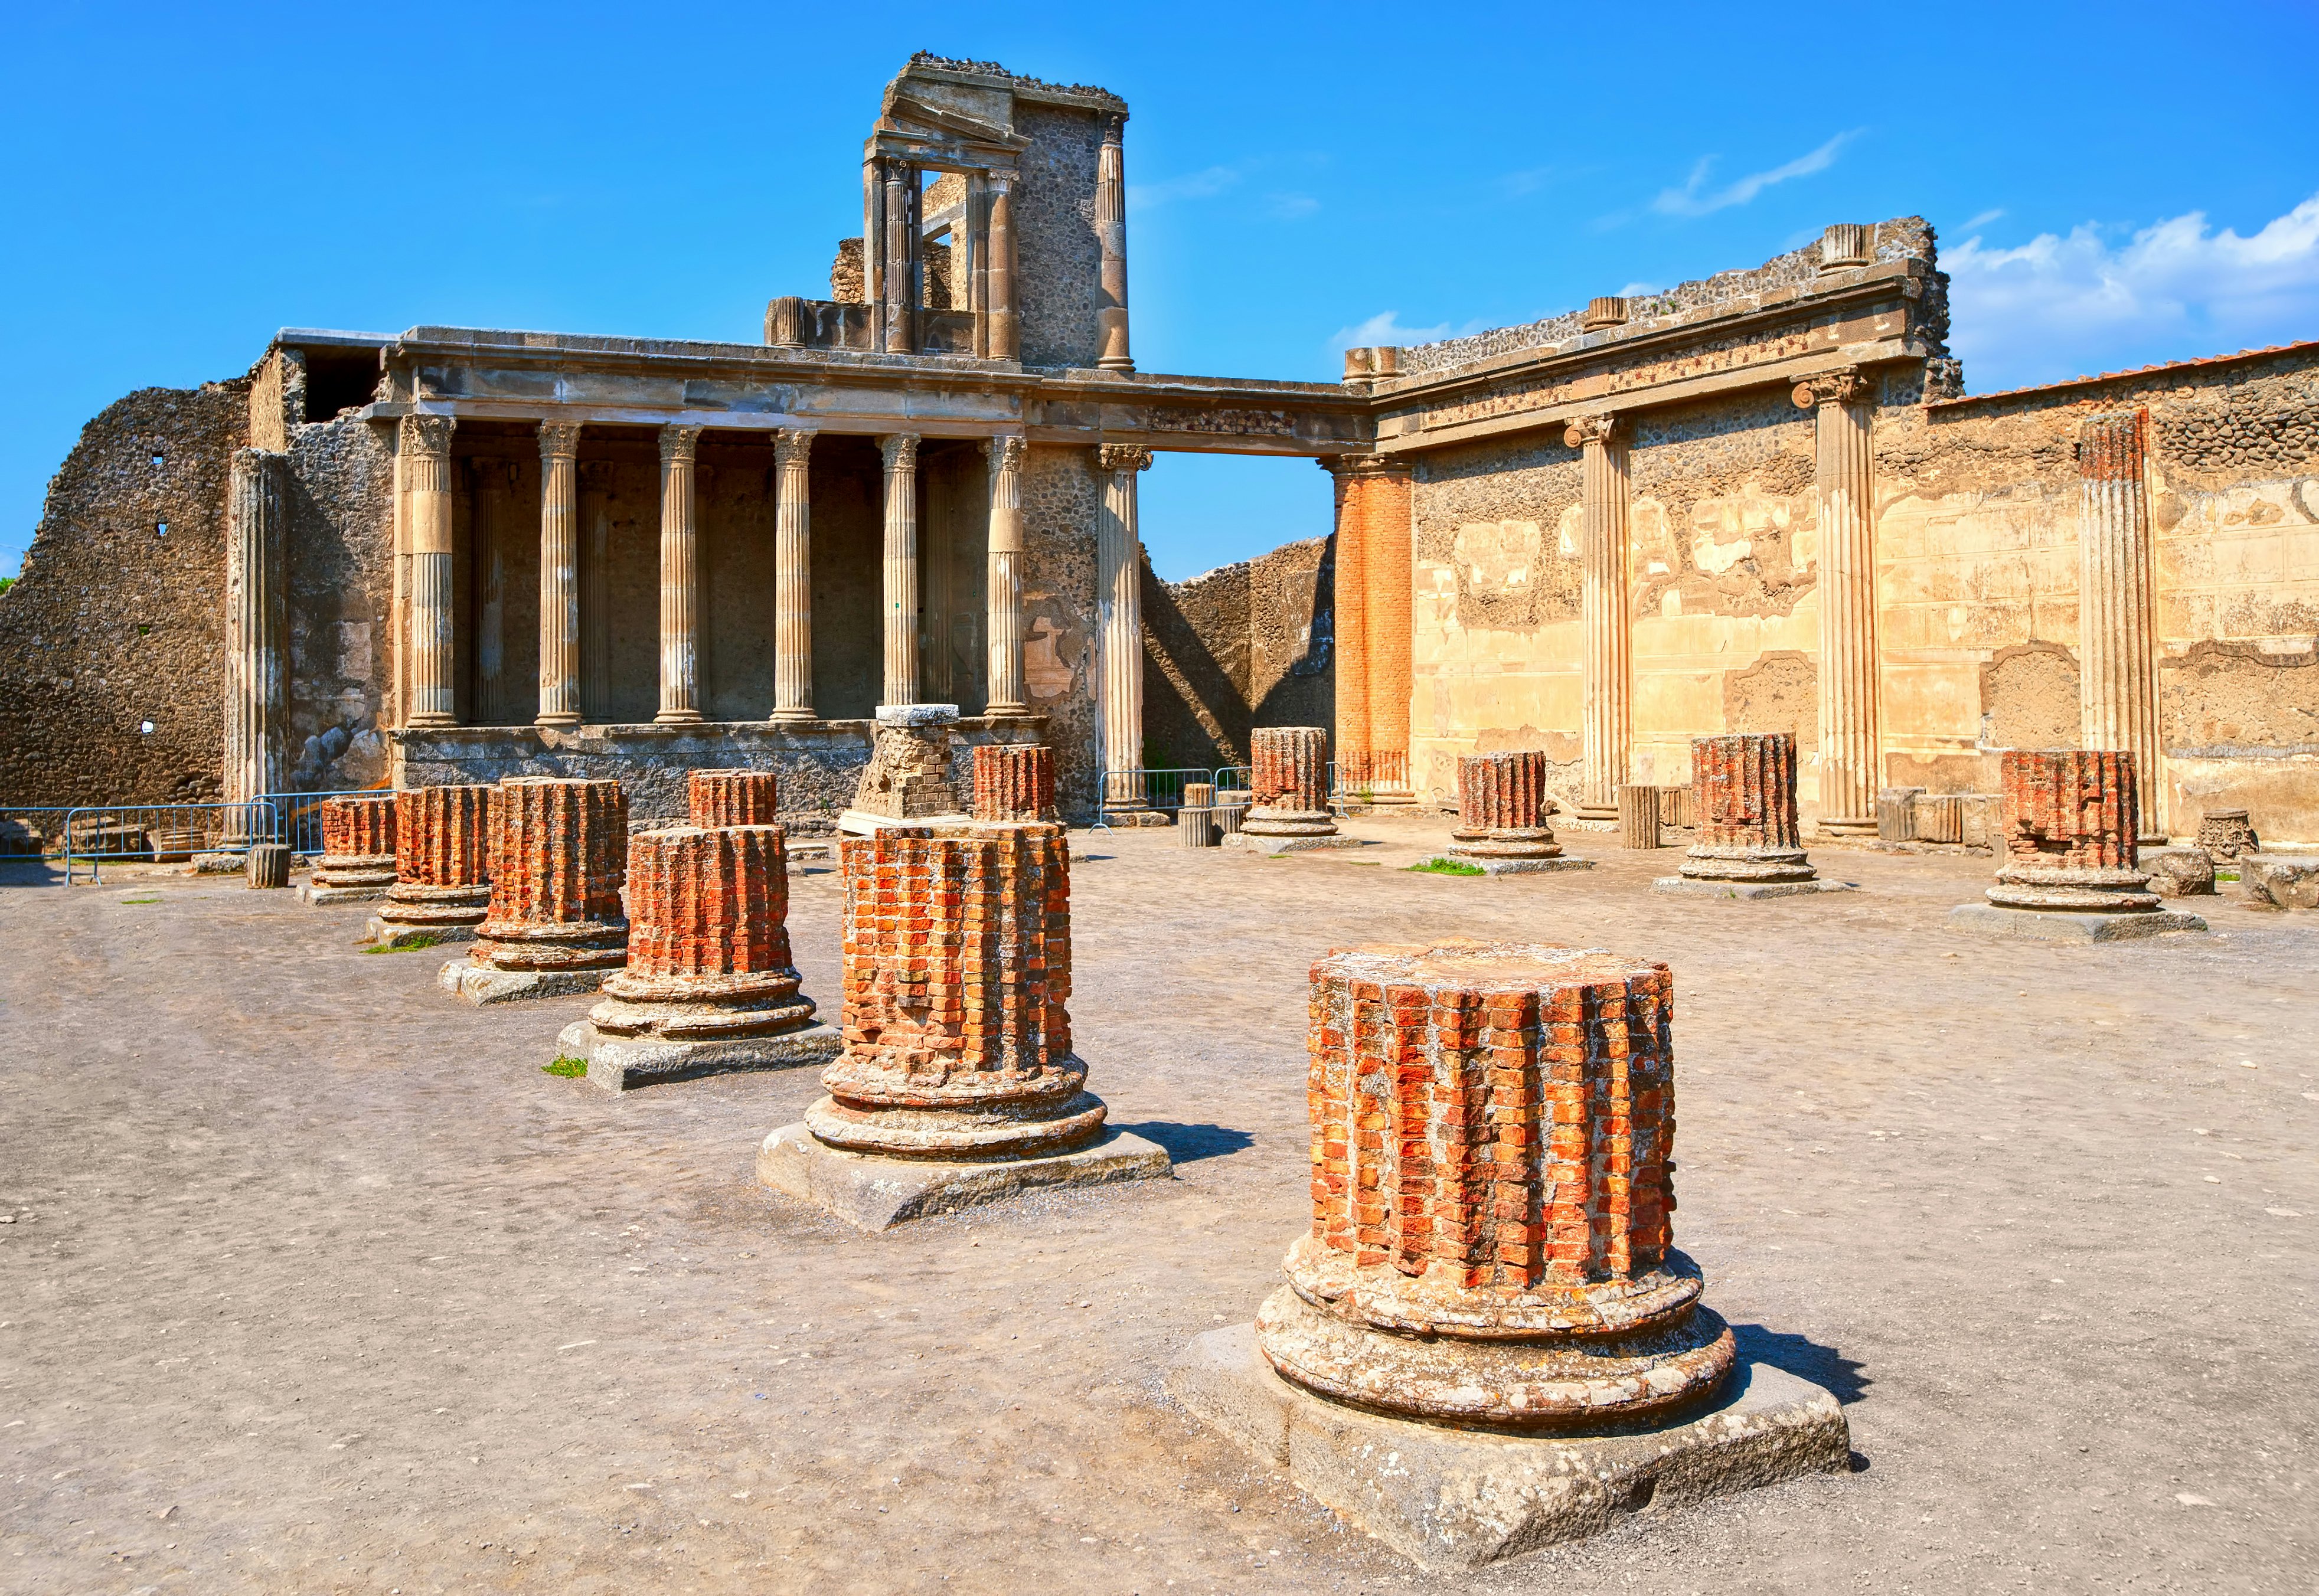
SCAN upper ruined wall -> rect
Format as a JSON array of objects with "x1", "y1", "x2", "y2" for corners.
[
  {"x1": 1143, "y1": 537, "x2": 1333, "y2": 771},
  {"x1": 1012, "y1": 102, "x2": 1105, "y2": 369}
]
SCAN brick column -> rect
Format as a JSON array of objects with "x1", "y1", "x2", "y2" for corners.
[
  {"x1": 879, "y1": 433, "x2": 921, "y2": 708},
  {"x1": 987, "y1": 172, "x2": 1019, "y2": 362},
  {"x1": 1794, "y1": 369, "x2": 1880, "y2": 834},
  {"x1": 307, "y1": 794, "x2": 398, "y2": 902},
  {"x1": 224, "y1": 448, "x2": 285, "y2": 832},
  {"x1": 1987, "y1": 750, "x2": 2155, "y2": 913},
  {"x1": 2078, "y1": 410, "x2": 2163, "y2": 840},
  {"x1": 535, "y1": 421, "x2": 583, "y2": 727},
  {"x1": 379, "y1": 784, "x2": 492, "y2": 931},
  {"x1": 972, "y1": 744, "x2": 1057, "y2": 822},
  {"x1": 984, "y1": 436, "x2": 1028, "y2": 718},
  {"x1": 1447, "y1": 751, "x2": 1564, "y2": 863},
  {"x1": 401, "y1": 414, "x2": 459, "y2": 727},
  {"x1": 1243, "y1": 726, "x2": 1337, "y2": 839},
  {"x1": 1258, "y1": 941, "x2": 1733, "y2": 1428},
  {"x1": 772, "y1": 429, "x2": 818, "y2": 722},
  {"x1": 805, "y1": 822, "x2": 1101, "y2": 1157},
  {"x1": 1566, "y1": 414, "x2": 1628, "y2": 819},
  {"x1": 1095, "y1": 115, "x2": 1133, "y2": 371},
  {"x1": 1096, "y1": 445, "x2": 1154, "y2": 809},
  {"x1": 1321, "y1": 458, "x2": 1368, "y2": 790},
  {"x1": 690, "y1": 769, "x2": 780, "y2": 828},
  {"x1": 655, "y1": 424, "x2": 703, "y2": 724},
  {"x1": 1678, "y1": 733, "x2": 1818, "y2": 885},
  {"x1": 470, "y1": 777, "x2": 630, "y2": 973}
]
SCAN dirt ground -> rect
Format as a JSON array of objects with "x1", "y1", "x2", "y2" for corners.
[{"x1": 2, "y1": 814, "x2": 2314, "y2": 1595}]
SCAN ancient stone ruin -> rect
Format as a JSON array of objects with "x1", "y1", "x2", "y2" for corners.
[
  {"x1": 1228, "y1": 726, "x2": 1351, "y2": 853},
  {"x1": 971, "y1": 744, "x2": 1057, "y2": 822},
  {"x1": 841, "y1": 705, "x2": 966, "y2": 833},
  {"x1": 758, "y1": 819, "x2": 1167, "y2": 1228},
  {"x1": 1168, "y1": 939, "x2": 1850, "y2": 1568},
  {"x1": 367, "y1": 783, "x2": 492, "y2": 947},
  {"x1": 1441, "y1": 750, "x2": 1588, "y2": 874},
  {"x1": 1657, "y1": 733, "x2": 1851, "y2": 899},
  {"x1": 440, "y1": 776, "x2": 631, "y2": 1003},
  {"x1": 690, "y1": 768, "x2": 779, "y2": 828},
  {"x1": 1950, "y1": 750, "x2": 2205, "y2": 941},
  {"x1": 2198, "y1": 809, "x2": 2259, "y2": 859},
  {"x1": 302, "y1": 794, "x2": 397, "y2": 904},
  {"x1": 558, "y1": 824, "x2": 838, "y2": 1090}
]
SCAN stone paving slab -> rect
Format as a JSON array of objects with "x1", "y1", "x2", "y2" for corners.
[
  {"x1": 757, "y1": 1122, "x2": 1172, "y2": 1229},
  {"x1": 1655, "y1": 877, "x2": 1859, "y2": 900},
  {"x1": 1947, "y1": 903, "x2": 2208, "y2": 941}
]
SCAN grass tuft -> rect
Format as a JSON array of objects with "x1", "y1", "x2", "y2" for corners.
[
  {"x1": 362, "y1": 931, "x2": 443, "y2": 954},
  {"x1": 543, "y1": 1057, "x2": 589, "y2": 1079},
  {"x1": 118, "y1": 895, "x2": 162, "y2": 905},
  {"x1": 1406, "y1": 857, "x2": 1485, "y2": 877}
]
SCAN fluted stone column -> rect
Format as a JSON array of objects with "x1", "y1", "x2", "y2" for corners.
[
  {"x1": 579, "y1": 462, "x2": 612, "y2": 722},
  {"x1": 1794, "y1": 369, "x2": 1880, "y2": 834},
  {"x1": 536, "y1": 421, "x2": 582, "y2": 727},
  {"x1": 654, "y1": 425, "x2": 703, "y2": 724},
  {"x1": 1096, "y1": 445, "x2": 1154, "y2": 809},
  {"x1": 984, "y1": 436, "x2": 1028, "y2": 718},
  {"x1": 401, "y1": 414, "x2": 458, "y2": 727},
  {"x1": 881, "y1": 157, "x2": 913, "y2": 355},
  {"x1": 772, "y1": 429, "x2": 817, "y2": 722},
  {"x1": 1566, "y1": 414, "x2": 1629, "y2": 819},
  {"x1": 2078, "y1": 410, "x2": 2163, "y2": 840},
  {"x1": 987, "y1": 173, "x2": 1019, "y2": 362},
  {"x1": 879, "y1": 434, "x2": 922, "y2": 708},
  {"x1": 1096, "y1": 115, "x2": 1133, "y2": 371},
  {"x1": 224, "y1": 448, "x2": 285, "y2": 831}
]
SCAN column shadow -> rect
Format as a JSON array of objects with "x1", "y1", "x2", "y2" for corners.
[{"x1": 1109, "y1": 1121, "x2": 1256, "y2": 1164}]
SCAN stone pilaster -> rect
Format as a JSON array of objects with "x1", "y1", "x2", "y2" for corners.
[
  {"x1": 305, "y1": 794, "x2": 398, "y2": 903},
  {"x1": 1096, "y1": 444, "x2": 1154, "y2": 808},
  {"x1": 1446, "y1": 751, "x2": 1568, "y2": 866},
  {"x1": 772, "y1": 429, "x2": 818, "y2": 722},
  {"x1": 984, "y1": 436, "x2": 1028, "y2": 718},
  {"x1": 1677, "y1": 734, "x2": 1817, "y2": 886},
  {"x1": 224, "y1": 448, "x2": 285, "y2": 829},
  {"x1": 401, "y1": 414, "x2": 458, "y2": 727},
  {"x1": 690, "y1": 769, "x2": 780, "y2": 828},
  {"x1": 579, "y1": 461, "x2": 613, "y2": 722},
  {"x1": 1259, "y1": 941, "x2": 1732, "y2": 1427},
  {"x1": 879, "y1": 433, "x2": 922, "y2": 708},
  {"x1": 987, "y1": 172, "x2": 1019, "y2": 362},
  {"x1": 1566, "y1": 414, "x2": 1628, "y2": 819},
  {"x1": 2078, "y1": 410, "x2": 2163, "y2": 840},
  {"x1": 972, "y1": 744, "x2": 1057, "y2": 822},
  {"x1": 445, "y1": 777, "x2": 629, "y2": 1002},
  {"x1": 1793, "y1": 369, "x2": 1880, "y2": 834},
  {"x1": 374, "y1": 783, "x2": 492, "y2": 941},
  {"x1": 536, "y1": 421, "x2": 582, "y2": 727},
  {"x1": 1095, "y1": 115, "x2": 1133, "y2": 371},
  {"x1": 654, "y1": 425, "x2": 703, "y2": 724}
]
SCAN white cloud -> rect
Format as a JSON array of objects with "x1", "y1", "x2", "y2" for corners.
[
  {"x1": 1964, "y1": 207, "x2": 2006, "y2": 230},
  {"x1": 1329, "y1": 310, "x2": 1450, "y2": 352},
  {"x1": 1616, "y1": 280, "x2": 1662, "y2": 297},
  {"x1": 1652, "y1": 132, "x2": 1859, "y2": 218},
  {"x1": 1264, "y1": 192, "x2": 1320, "y2": 221},
  {"x1": 1126, "y1": 165, "x2": 1239, "y2": 214},
  {"x1": 1946, "y1": 193, "x2": 2319, "y2": 381}
]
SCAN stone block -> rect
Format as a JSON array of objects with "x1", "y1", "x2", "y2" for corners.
[
  {"x1": 298, "y1": 881, "x2": 389, "y2": 905},
  {"x1": 1167, "y1": 1326, "x2": 1848, "y2": 1574},
  {"x1": 2238, "y1": 853, "x2": 2319, "y2": 910},
  {"x1": 2141, "y1": 846, "x2": 2217, "y2": 898},
  {"x1": 363, "y1": 918, "x2": 473, "y2": 950},
  {"x1": 1946, "y1": 904, "x2": 2207, "y2": 941},
  {"x1": 1225, "y1": 830, "x2": 1364, "y2": 855},
  {"x1": 439, "y1": 957, "x2": 609, "y2": 1005},
  {"x1": 756, "y1": 1121, "x2": 1170, "y2": 1231},
  {"x1": 560, "y1": 1017, "x2": 840, "y2": 1091},
  {"x1": 1655, "y1": 877, "x2": 1856, "y2": 900}
]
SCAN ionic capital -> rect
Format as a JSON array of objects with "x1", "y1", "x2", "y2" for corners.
[
  {"x1": 537, "y1": 419, "x2": 582, "y2": 462},
  {"x1": 1791, "y1": 368, "x2": 1869, "y2": 410},
  {"x1": 1097, "y1": 444, "x2": 1154, "y2": 475},
  {"x1": 659, "y1": 424, "x2": 703, "y2": 465},
  {"x1": 1562, "y1": 413, "x2": 1618, "y2": 449},
  {"x1": 399, "y1": 413, "x2": 456, "y2": 459},
  {"x1": 1318, "y1": 452, "x2": 1407, "y2": 479},
  {"x1": 880, "y1": 433, "x2": 920, "y2": 470},
  {"x1": 985, "y1": 434, "x2": 1026, "y2": 474},
  {"x1": 774, "y1": 428, "x2": 818, "y2": 468}
]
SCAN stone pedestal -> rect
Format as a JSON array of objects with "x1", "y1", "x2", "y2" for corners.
[
  {"x1": 2141, "y1": 846, "x2": 2216, "y2": 898},
  {"x1": 690, "y1": 768, "x2": 779, "y2": 828},
  {"x1": 1949, "y1": 750, "x2": 2204, "y2": 940},
  {"x1": 1229, "y1": 726, "x2": 1355, "y2": 853},
  {"x1": 557, "y1": 825, "x2": 837, "y2": 1090},
  {"x1": 1170, "y1": 940, "x2": 1845, "y2": 1567},
  {"x1": 971, "y1": 743, "x2": 1056, "y2": 822},
  {"x1": 1447, "y1": 751, "x2": 1586, "y2": 874},
  {"x1": 246, "y1": 842, "x2": 291, "y2": 889},
  {"x1": 838, "y1": 705, "x2": 968, "y2": 836},
  {"x1": 2197, "y1": 809, "x2": 2258, "y2": 859},
  {"x1": 758, "y1": 820, "x2": 1169, "y2": 1228},
  {"x1": 302, "y1": 794, "x2": 397, "y2": 904},
  {"x1": 368, "y1": 783, "x2": 491, "y2": 948},
  {"x1": 442, "y1": 777, "x2": 629, "y2": 1004},
  {"x1": 1658, "y1": 734, "x2": 1853, "y2": 899}
]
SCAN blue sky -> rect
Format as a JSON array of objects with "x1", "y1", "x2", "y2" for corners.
[{"x1": 4, "y1": 2, "x2": 2316, "y2": 580}]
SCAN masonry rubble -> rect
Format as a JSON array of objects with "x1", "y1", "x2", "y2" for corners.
[
  {"x1": 840, "y1": 705, "x2": 969, "y2": 835},
  {"x1": 367, "y1": 783, "x2": 492, "y2": 946},
  {"x1": 440, "y1": 776, "x2": 631, "y2": 1003},
  {"x1": 1228, "y1": 727, "x2": 1354, "y2": 854},
  {"x1": 302, "y1": 794, "x2": 397, "y2": 904},
  {"x1": 1949, "y1": 750, "x2": 2206, "y2": 941},
  {"x1": 1658, "y1": 733, "x2": 1853, "y2": 899},
  {"x1": 1441, "y1": 750, "x2": 1589, "y2": 874}
]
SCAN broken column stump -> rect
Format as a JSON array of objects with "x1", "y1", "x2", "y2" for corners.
[
  {"x1": 439, "y1": 777, "x2": 631, "y2": 1003},
  {"x1": 971, "y1": 743, "x2": 1057, "y2": 823},
  {"x1": 690, "y1": 768, "x2": 779, "y2": 828},
  {"x1": 366, "y1": 784, "x2": 492, "y2": 947},
  {"x1": 1949, "y1": 750, "x2": 2205, "y2": 941},
  {"x1": 245, "y1": 842, "x2": 292, "y2": 889},
  {"x1": 2197, "y1": 808, "x2": 2258, "y2": 859},
  {"x1": 557, "y1": 825, "x2": 838, "y2": 1089},
  {"x1": 1657, "y1": 733, "x2": 1853, "y2": 899},
  {"x1": 300, "y1": 794, "x2": 397, "y2": 904},
  {"x1": 758, "y1": 820, "x2": 1169, "y2": 1228},
  {"x1": 1167, "y1": 940, "x2": 1849, "y2": 1571},
  {"x1": 1180, "y1": 782, "x2": 1220, "y2": 848},
  {"x1": 838, "y1": 704, "x2": 968, "y2": 835},
  {"x1": 1439, "y1": 751, "x2": 1590, "y2": 874},
  {"x1": 1227, "y1": 727, "x2": 1354, "y2": 853}
]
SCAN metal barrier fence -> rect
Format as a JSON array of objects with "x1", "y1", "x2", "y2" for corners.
[
  {"x1": 257, "y1": 789, "x2": 383, "y2": 856},
  {"x1": 60, "y1": 801, "x2": 276, "y2": 884},
  {"x1": 1092, "y1": 767, "x2": 1216, "y2": 829}
]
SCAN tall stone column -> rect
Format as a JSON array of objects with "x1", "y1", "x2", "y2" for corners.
[
  {"x1": 224, "y1": 448, "x2": 285, "y2": 827},
  {"x1": 2078, "y1": 410, "x2": 2163, "y2": 840},
  {"x1": 1322, "y1": 457, "x2": 1370, "y2": 786},
  {"x1": 879, "y1": 433, "x2": 922, "y2": 708},
  {"x1": 1794, "y1": 369, "x2": 1880, "y2": 834},
  {"x1": 1096, "y1": 444, "x2": 1154, "y2": 806},
  {"x1": 535, "y1": 420, "x2": 582, "y2": 727},
  {"x1": 579, "y1": 462, "x2": 612, "y2": 721},
  {"x1": 401, "y1": 414, "x2": 459, "y2": 727},
  {"x1": 987, "y1": 172, "x2": 1020, "y2": 361},
  {"x1": 1566, "y1": 414, "x2": 1629, "y2": 819},
  {"x1": 1095, "y1": 115, "x2": 1133, "y2": 371},
  {"x1": 881, "y1": 157, "x2": 913, "y2": 355},
  {"x1": 655, "y1": 424, "x2": 704, "y2": 724},
  {"x1": 772, "y1": 429, "x2": 818, "y2": 722},
  {"x1": 984, "y1": 436, "x2": 1028, "y2": 718},
  {"x1": 472, "y1": 459, "x2": 507, "y2": 722}
]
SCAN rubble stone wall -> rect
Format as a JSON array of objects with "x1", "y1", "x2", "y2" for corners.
[{"x1": 1142, "y1": 535, "x2": 1333, "y2": 772}]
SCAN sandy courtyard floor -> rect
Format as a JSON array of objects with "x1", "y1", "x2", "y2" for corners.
[{"x1": 1, "y1": 816, "x2": 2314, "y2": 1594}]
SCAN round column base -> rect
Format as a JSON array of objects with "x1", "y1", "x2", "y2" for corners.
[
  {"x1": 1678, "y1": 846, "x2": 1818, "y2": 884},
  {"x1": 1242, "y1": 806, "x2": 1339, "y2": 838},
  {"x1": 472, "y1": 917, "x2": 630, "y2": 972}
]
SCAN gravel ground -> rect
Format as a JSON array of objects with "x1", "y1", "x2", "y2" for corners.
[{"x1": 1, "y1": 816, "x2": 2313, "y2": 1595}]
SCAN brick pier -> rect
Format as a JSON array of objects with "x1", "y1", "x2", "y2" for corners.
[
  {"x1": 369, "y1": 784, "x2": 491, "y2": 945},
  {"x1": 1230, "y1": 727, "x2": 1353, "y2": 853},
  {"x1": 303, "y1": 794, "x2": 397, "y2": 904},
  {"x1": 688, "y1": 768, "x2": 779, "y2": 828},
  {"x1": 972, "y1": 744, "x2": 1057, "y2": 822},
  {"x1": 440, "y1": 777, "x2": 631, "y2": 1003},
  {"x1": 1951, "y1": 750, "x2": 2204, "y2": 940},
  {"x1": 1444, "y1": 751, "x2": 1587, "y2": 873},
  {"x1": 1658, "y1": 732, "x2": 1846, "y2": 898}
]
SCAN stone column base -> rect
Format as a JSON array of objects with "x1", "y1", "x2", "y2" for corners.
[
  {"x1": 1166, "y1": 1323, "x2": 1848, "y2": 1573},
  {"x1": 438, "y1": 957, "x2": 612, "y2": 1005},
  {"x1": 298, "y1": 881, "x2": 391, "y2": 905},
  {"x1": 1225, "y1": 831, "x2": 1364, "y2": 855},
  {"x1": 1434, "y1": 853, "x2": 1596, "y2": 876},
  {"x1": 755, "y1": 1121, "x2": 1171, "y2": 1231},
  {"x1": 835, "y1": 809, "x2": 971, "y2": 837},
  {"x1": 1657, "y1": 877, "x2": 1858, "y2": 900},
  {"x1": 1099, "y1": 807, "x2": 1174, "y2": 828},
  {"x1": 558, "y1": 1018, "x2": 839, "y2": 1091},
  {"x1": 1947, "y1": 903, "x2": 2208, "y2": 941}
]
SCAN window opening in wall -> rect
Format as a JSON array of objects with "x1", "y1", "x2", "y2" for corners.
[
  {"x1": 155, "y1": 522, "x2": 168, "y2": 539},
  {"x1": 139, "y1": 720, "x2": 155, "y2": 735},
  {"x1": 150, "y1": 453, "x2": 165, "y2": 468}
]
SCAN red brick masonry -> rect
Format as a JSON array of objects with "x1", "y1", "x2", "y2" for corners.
[
  {"x1": 381, "y1": 784, "x2": 491, "y2": 926},
  {"x1": 1988, "y1": 749, "x2": 2154, "y2": 912},
  {"x1": 1678, "y1": 733, "x2": 1817, "y2": 885},
  {"x1": 689, "y1": 769, "x2": 779, "y2": 829},
  {"x1": 971, "y1": 744, "x2": 1057, "y2": 822},
  {"x1": 472, "y1": 777, "x2": 629, "y2": 972},
  {"x1": 313, "y1": 793, "x2": 397, "y2": 887}
]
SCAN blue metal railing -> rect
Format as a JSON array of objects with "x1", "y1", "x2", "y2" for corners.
[{"x1": 60, "y1": 801, "x2": 276, "y2": 885}]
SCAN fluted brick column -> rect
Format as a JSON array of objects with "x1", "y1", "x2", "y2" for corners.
[
  {"x1": 805, "y1": 822, "x2": 1099, "y2": 1157},
  {"x1": 690, "y1": 769, "x2": 780, "y2": 828},
  {"x1": 536, "y1": 421, "x2": 583, "y2": 727},
  {"x1": 1324, "y1": 454, "x2": 1416, "y2": 798},
  {"x1": 1794, "y1": 369, "x2": 1880, "y2": 833},
  {"x1": 1987, "y1": 750, "x2": 2155, "y2": 913},
  {"x1": 1096, "y1": 444, "x2": 1153, "y2": 809},
  {"x1": 654, "y1": 425, "x2": 703, "y2": 724},
  {"x1": 1448, "y1": 751, "x2": 1563, "y2": 862},
  {"x1": 879, "y1": 433, "x2": 921, "y2": 708},
  {"x1": 984, "y1": 436, "x2": 1028, "y2": 718},
  {"x1": 987, "y1": 173, "x2": 1019, "y2": 362},
  {"x1": 307, "y1": 794, "x2": 399, "y2": 902},
  {"x1": 1566, "y1": 414, "x2": 1629, "y2": 819},
  {"x1": 224, "y1": 448, "x2": 285, "y2": 835},
  {"x1": 772, "y1": 429, "x2": 817, "y2": 722},
  {"x1": 401, "y1": 415, "x2": 458, "y2": 727},
  {"x1": 972, "y1": 744, "x2": 1057, "y2": 822},
  {"x1": 472, "y1": 777, "x2": 629, "y2": 972},
  {"x1": 1244, "y1": 726, "x2": 1336, "y2": 838},
  {"x1": 2078, "y1": 410, "x2": 2163, "y2": 840},
  {"x1": 1095, "y1": 115, "x2": 1132, "y2": 371},
  {"x1": 1256, "y1": 941, "x2": 1733, "y2": 1428},
  {"x1": 1679, "y1": 734, "x2": 1817, "y2": 884},
  {"x1": 380, "y1": 784, "x2": 492, "y2": 930}
]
